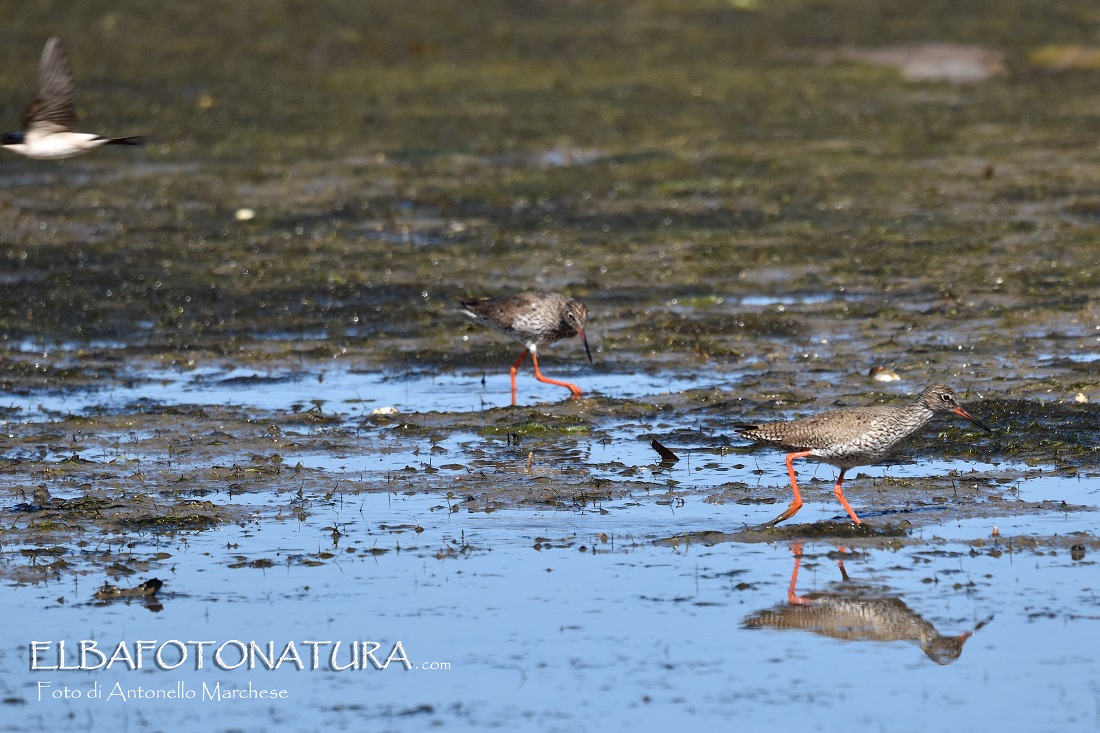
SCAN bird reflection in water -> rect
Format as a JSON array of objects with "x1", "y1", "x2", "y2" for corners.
[{"x1": 742, "y1": 544, "x2": 992, "y2": 665}]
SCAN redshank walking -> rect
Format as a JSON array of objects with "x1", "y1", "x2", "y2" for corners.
[
  {"x1": 459, "y1": 292, "x2": 592, "y2": 403},
  {"x1": 736, "y1": 385, "x2": 990, "y2": 525}
]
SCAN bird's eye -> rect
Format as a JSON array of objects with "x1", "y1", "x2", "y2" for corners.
[{"x1": 941, "y1": 394, "x2": 952, "y2": 402}]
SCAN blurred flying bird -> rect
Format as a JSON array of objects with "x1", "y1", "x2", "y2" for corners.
[{"x1": 1, "y1": 37, "x2": 144, "y2": 159}]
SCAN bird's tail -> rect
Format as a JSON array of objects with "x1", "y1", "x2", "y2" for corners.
[{"x1": 105, "y1": 136, "x2": 145, "y2": 146}]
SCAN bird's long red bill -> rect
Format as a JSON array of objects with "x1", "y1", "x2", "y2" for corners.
[{"x1": 954, "y1": 407, "x2": 991, "y2": 432}]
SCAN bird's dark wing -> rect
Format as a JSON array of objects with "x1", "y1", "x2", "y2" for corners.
[{"x1": 22, "y1": 37, "x2": 77, "y2": 133}]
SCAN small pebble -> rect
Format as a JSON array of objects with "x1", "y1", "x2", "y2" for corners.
[{"x1": 235, "y1": 208, "x2": 256, "y2": 221}]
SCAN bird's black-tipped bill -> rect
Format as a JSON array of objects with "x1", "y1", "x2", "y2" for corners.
[
  {"x1": 954, "y1": 407, "x2": 991, "y2": 432},
  {"x1": 578, "y1": 328, "x2": 593, "y2": 363}
]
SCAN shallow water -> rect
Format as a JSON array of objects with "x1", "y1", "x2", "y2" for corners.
[
  {"x1": 4, "y1": 358, "x2": 1098, "y2": 733},
  {"x1": 5, "y1": 491, "x2": 1097, "y2": 733},
  {"x1": 3, "y1": 361, "x2": 1099, "y2": 733},
  {"x1": 4, "y1": 360, "x2": 732, "y2": 417}
]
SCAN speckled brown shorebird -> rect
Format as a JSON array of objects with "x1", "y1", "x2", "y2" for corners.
[
  {"x1": 736, "y1": 385, "x2": 990, "y2": 525},
  {"x1": 460, "y1": 291, "x2": 592, "y2": 404}
]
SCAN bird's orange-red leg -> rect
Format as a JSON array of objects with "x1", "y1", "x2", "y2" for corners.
[
  {"x1": 530, "y1": 353, "x2": 583, "y2": 399},
  {"x1": 832, "y1": 470, "x2": 863, "y2": 525},
  {"x1": 508, "y1": 350, "x2": 530, "y2": 405},
  {"x1": 768, "y1": 450, "x2": 811, "y2": 524},
  {"x1": 770, "y1": 455, "x2": 862, "y2": 525}
]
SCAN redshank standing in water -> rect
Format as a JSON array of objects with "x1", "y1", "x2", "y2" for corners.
[
  {"x1": 460, "y1": 292, "x2": 592, "y2": 404},
  {"x1": 736, "y1": 385, "x2": 990, "y2": 525}
]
